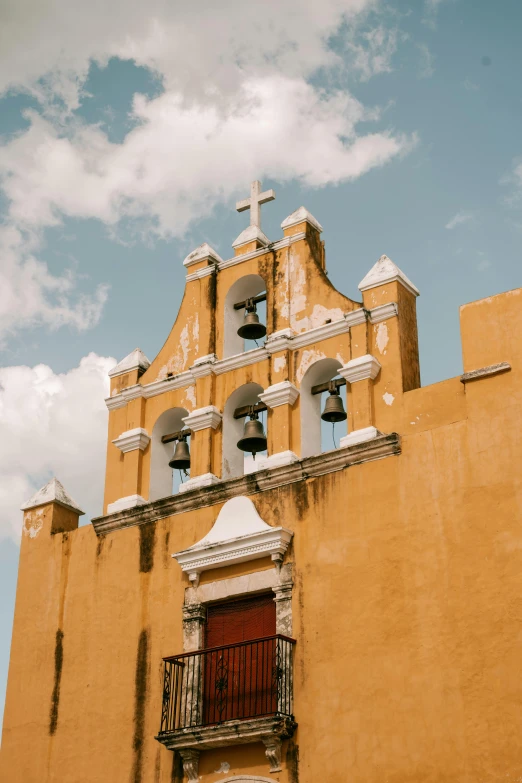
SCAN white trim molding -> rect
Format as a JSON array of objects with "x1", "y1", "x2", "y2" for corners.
[
  {"x1": 172, "y1": 496, "x2": 293, "y2": 584},
  {"x1": 359, "y1": 254, "x2": 419, "y2": 297},
  {"x1": 112, "y1": 427, "x2": 151, "y2": 453},
  {"x1": 213, "y1": 346, "x2": 268, "y2": 374},
  {"x1": 183, "y1": 242, "x2": 222, "y2": 268},
  {"x1": 106, "y1": 494, "x2": 147, "y2": 514},
  {"x1": 369, "y1": 302, "x2": 399, "y2": 324},
  {"x1": 340, "y1": 354, "x2": 382, "y2": 384},
  {"x1": 259, "y1": 381, "x2": 299, "y2": 408},
  {"x1": 178, "y1": 472, "x2": 220, "y2": 495},
  {"x1": 190, "y1": 354, "x2": 217, "y2": 378},
  {"x1": 256, "y1": 451, "x2": 299, "y2": 470},
  {"x1": 340, "y1": 426, "x2": 380, "y2": 448},
  {"x1": 281, "y1": 206, "x2": 323, "y2": 233},
  {"x1": 182, "y1": 405, "x2": 222, "y2": 431}
]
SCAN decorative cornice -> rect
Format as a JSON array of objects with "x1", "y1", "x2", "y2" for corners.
[
  {"x1": 112, "y1": 427, "x2": 151, "y2": 453},
  {"x1": 178, "y1": 473, "x2": 221, "y2": 494},
  {"x1": 156, "y1": 715, "x2": 297, "y2": 753},
  {"x1": 106, "y1": 494, "x2": 147, "y2": 514},
  {"x1": 182, "y1": 406, "x2": 222, "y2": 431},
  {"x1": 172, "y1": 495, "x2": 293, "y2": 585},
  {"x1": 460, "y1": 362, "x2": 511, "y2": 383},
  {"x1": 217, "y1": 232, "x2": 306, "y2": 272},
  {"x1": 281, "y1": 206, "x2": 323, "y2": 233},
  {"x1": 259, "y1": 381, "x2": 299, "y2": 408},
  {"x1": 213, "y1": 346, "x2": 268, "y2": 375},
  {"x1": 257, "y1": 451, "x2": 299, "y2": 470},
  {"x1": 359, "y1": 255, "x2": 419, "y2": 297},
  {"x1": 105, "y1": 306, "x2": 397, "y2": 411},
  {"x1": 190, "y1": 354, "x2": 217, "y2": 378},
  {"x1": 340, "y1": 354, "x2": 381, "y2": 384},
  {"x1": 340, "y1": 426, "x2": 380, "y2": 448},
  {"x1": 232, "y1": 225, "x2": 270, "y2": 249},
  {"x1": 185, "y1": 264, "x2": 217, "y2": 283},
  {"x1": 91, "y1": 433, "x2": 401, "y2": 535},
  {"x1": 183, "y1": 243, "x2": 223, "y2": 268},
  {"x1": 369, "y1": 302, "x2": 399, "y2": 323}
]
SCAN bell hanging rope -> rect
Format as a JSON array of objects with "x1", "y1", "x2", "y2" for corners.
[
  {"x1": 236, "y1": 410, "x2": 267, "y2": 459},
  {"x1": 169, "y1": 435, "x2": 191, "y2": 471},
  {"x1": 237, "y1": 300, "x2": 267, "y2": 341},
  {"x1": 321, "y1": 384, "x2": 347, "y2": 423}
]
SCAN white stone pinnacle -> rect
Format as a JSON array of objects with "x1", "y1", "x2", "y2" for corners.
[
  {"x1": 358, "y1": 254, "x2": 419, "y2": 297},
  {"x1": 21, "y1": 478, "x2": 84, "y2": 514},
  {"x1": 108, "y1": 348, "x2": 151, "y2": 378}
]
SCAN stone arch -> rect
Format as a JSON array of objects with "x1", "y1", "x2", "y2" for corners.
[
  {"x1": 222, "y1": 382, "x2": 265, "y2": 480},
  {"x1": 221, "y1": 778, "x2": 274, "y2": 782},
  {"x1": 224, "y1": 273, "x2": 266, "y2": 357},
  {"x1": 149, "y1": 407, "x2": 188, "y2": 501},
  {"x1": 300, "y1": 356, "x2": 345, "y2": 458}
]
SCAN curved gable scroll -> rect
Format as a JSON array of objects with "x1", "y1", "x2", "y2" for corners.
[{"x1": 172, "y1": 496, "x2": 292, "y2": 585}]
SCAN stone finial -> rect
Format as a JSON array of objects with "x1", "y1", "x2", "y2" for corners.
[
  {"x1": 21, "y1": 478, "x2": 84, "y2": 515},
  {"x1": 108, "y1": 348, "x2": 151, "y2": 379},
  {"x1": 281, "y1": 206, "x2": 323, "y2": 233},
  {"x1": 183, "y1": 243, "x2": 223, "y2": 268},
  {"x1": 358, "y1": 255, "x2": 419, "y2": 297},
  {"x1": 232, "y1": 224, "x2": 270, "y2": 250}
]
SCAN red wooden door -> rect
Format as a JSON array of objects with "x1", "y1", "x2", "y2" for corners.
[{"x1": 203, "y1": 594, "x2": 276, "y2": 723}]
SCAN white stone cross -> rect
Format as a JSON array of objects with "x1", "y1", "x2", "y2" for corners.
[{"x1": 236, "y1": 180, "x2": 276, "y2": 229}]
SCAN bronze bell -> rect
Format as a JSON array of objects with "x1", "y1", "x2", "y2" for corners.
[
  {"x1": 237, "y1": 303, "x2": 266, "y2": 340},
  {"x1": 321, "y1": 389, "x2": 347, "y2": 423},
  {"x1": 237, "y1": 414, "x2": 267, "y2": 458},
  {"x1": 169, "y1": 436, "x2": 191, "y2": 471}
]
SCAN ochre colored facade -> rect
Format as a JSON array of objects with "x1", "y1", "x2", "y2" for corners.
[{"x1": 2, "y1": 197, "x2": 522, "y2": 783}]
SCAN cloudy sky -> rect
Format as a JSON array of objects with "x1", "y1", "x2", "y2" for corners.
[{"x1": 1, "y1": 0, "x2": 521, "y2": 727}]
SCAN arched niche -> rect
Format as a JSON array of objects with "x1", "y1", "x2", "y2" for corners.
[
  {"x1": 149, "y1": 407, "x2": 188, "y2": 501},
  {"x1": 224, "y1": 274, "x2": 267, "y2": 358},
  {"x1": 300, "y1": 357, "x2": 345, "y2": 458},
  {"x1": 222, "y1": 383, "x2": 265, "y2": 480},
  {"x1": 221, "y1": 778, "x2": 274, "y2": 782}
]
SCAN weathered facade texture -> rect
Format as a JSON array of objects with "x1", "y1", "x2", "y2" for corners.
[{"x1": 2, "y1": 187, "x2": 522, "y2": 783}]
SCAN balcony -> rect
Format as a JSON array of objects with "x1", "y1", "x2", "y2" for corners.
[{"x1": 156, "y1": 635, "x2": 297, "y2": 775}]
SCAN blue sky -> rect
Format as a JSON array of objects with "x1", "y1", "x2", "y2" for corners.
[{"x1": 0, "y1": 0, "x2": 521, "y2": 731}]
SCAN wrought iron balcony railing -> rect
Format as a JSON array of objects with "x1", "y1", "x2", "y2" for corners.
[{"x1": 158, "y1": 635, "x2": 296, "y2": 735}]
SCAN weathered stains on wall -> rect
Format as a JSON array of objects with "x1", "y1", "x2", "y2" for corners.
[
  {"x1": 273, "y1": 356, "x2": 286, "y2": 373},
  {"x1": 139, "y1": 522, "x2": 156, "y2": 573},
  {"x1": 132, "y1": 628, "x2": 150, "y2": 783},
  {"x1": 157, "y1": 314, "x2": 199, "y2": 380},
  {"x1": 285, "y1": 741, "x2": 299, "y2": 783},
  {"x1": 49, "y1": 629, "x2": 64, "y2": 735},
  {"x1": 295, "y1": 349, "x2": 326, "y2": 384},
  {"x1": 375, "y1": 322, "x2": 389, "y2": 355},
  {"x1": 23, "y1": 508, "x2": 44, "y2": 538},
  {"x1": 183, "y1": 385, "x2": 196, "y2": 409}
]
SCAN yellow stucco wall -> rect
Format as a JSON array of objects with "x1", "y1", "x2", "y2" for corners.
[{"x1": 2, "y1": 221, "x2": 522, "y2": 782}]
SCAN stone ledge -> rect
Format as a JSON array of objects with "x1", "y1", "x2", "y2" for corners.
[
  {"x1": 155, "y1": 714, "x2": 296, "y2": 752},
  {"x1": 460, "y1": 362, "x2": 511, "y2": 383},
  {"x1": 92, "y1": 433, "x2": 400, "y2": 535}
]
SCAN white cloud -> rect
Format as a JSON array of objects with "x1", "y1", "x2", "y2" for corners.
[
  {"x1": 0, "y1": 79, "x2": 413, "y2": 240},
  {"x1": 417, "y1": 43, "x2": 435, "y2": 78},
  {"x1": 0, "y1": 353, "x2": 115, "y2": 542},
  {"x1": 0, "y1": 0, "x2": 416, "y2": 340},
  {"x1": 0, "y1": 224, "x2": 108, "y2": 345},
  {"x1": 445, "y1": 211, "x2": 474, "y2": 230}
]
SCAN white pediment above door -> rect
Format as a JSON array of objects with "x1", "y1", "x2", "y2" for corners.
[{"x1": 172, "y1": 496, "x2": 293, "y2": 585}]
